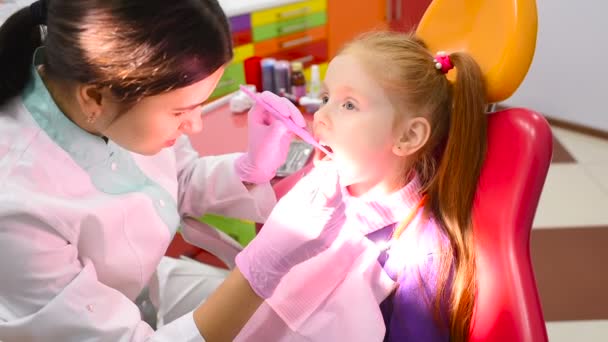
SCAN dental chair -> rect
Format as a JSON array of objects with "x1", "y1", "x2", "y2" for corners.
[
  {"x1": 417, "y1": 0, "x2": 550, "y2": 341},
  {"x1": 272, "y1": 0, "x2": 551, "y2": 341}
]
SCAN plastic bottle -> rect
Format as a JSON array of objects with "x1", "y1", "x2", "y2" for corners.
[
  {"x1": 261, "y1": 58, "x2": 276, "y2": 93},
  {"x1": 290, "y1": 62, "x2": 307, "y2": 98},
  {"x1": 308, "y1": 64, "x2": 321, "y2": 99},
  {"x1": 274, "y1": 60, "x2": 291, "y2": 95}
]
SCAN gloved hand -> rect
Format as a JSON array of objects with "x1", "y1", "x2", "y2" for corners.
[
  {"x1": 235, "y1": 162, "x2": 351, "y2": 299},
  {"x1": 235, "y1": 91, "x2": 307, "y2": 184}
]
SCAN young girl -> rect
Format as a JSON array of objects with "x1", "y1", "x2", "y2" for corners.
[{"x1": 235, "y1": 30, "x2": 487, "y2": 341}]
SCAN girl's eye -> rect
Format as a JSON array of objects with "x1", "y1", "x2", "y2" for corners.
[
  {"x1": 321, "y1": 95, "x2": 329, "y2": 105},
  {"x1": 344, "y1": 101, "x2": 356, "y2": 110},
  {"x1": 174, "y1": 112, "x2": 185, "y2": 117}
]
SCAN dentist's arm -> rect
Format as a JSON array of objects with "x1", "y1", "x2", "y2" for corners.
[
  {"x1": 194, "y1": 268, "x2": 262, "y2": 342},
  {"x1": 194, "y1": 161, "x2": 349, "y2": 341},
  {"x1": 174, "y1": 92, "x2": 305, "y2": 224}
]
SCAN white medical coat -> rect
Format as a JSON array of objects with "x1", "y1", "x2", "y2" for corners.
[{"x1": 0, "y1": 63, "x2": 276, "y2": 341}]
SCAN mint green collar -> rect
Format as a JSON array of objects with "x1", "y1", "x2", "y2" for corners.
[
  {"x1": 22, "y1": 48, "x2": 180, "y2": 234},
  {"x1": 23, "y1": 48, "x2": 111, "y2": 170}
]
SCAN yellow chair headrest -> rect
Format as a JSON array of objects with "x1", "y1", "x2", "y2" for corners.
[{"x1": 416, "y1": 0, "x2": 538, "y2": 103}]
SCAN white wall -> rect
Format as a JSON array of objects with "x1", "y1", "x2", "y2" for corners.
[{"x1": 504, "y1": 0, "x2": 608, "y2": 131}]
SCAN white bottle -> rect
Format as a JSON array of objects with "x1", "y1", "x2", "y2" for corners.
[{"x1": 308, "y1": 64, "x2": 321, "y2": 99}]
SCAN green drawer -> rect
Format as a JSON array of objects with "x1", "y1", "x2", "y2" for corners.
[
  {"x1": 209, "y1": 62, "x2": 245, "y2": 99},
  {"x1": 253, "y1": 11, "x2": 327, "y2": 42}
]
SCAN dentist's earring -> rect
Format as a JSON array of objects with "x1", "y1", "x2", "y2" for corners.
[{"x1": 87, "y1": 113, "x2": 97, "y2": 124}]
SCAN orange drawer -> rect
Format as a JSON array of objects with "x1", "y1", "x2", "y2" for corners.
[
  {"x1": 232, "y1": 29, "x2": 252, "y2": 47},
  {"x1": 254, "y1": 25, "x2": 326, "y2": 57},
  {"x1": 268, "y1": 39, "x2": 328, "y2": 68}
]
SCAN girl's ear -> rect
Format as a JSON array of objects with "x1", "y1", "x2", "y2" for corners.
[{"x1": 393, "y1": 116, "x2": 431, "y2": 157}]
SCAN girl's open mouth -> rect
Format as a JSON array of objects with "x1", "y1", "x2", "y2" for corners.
[{"x1": 314, "y1": 144, "x2": 333, "y2": 162}]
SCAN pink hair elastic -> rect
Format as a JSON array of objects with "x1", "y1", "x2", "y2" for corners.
[{"x1": 433, "y1": 51, "x2": 453, "y2": 74}]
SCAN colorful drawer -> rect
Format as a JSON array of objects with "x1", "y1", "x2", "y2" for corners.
[
  {"x1": 209, "y1": 62, "x2": 245, "y2": 99},
  {"x1": 230, "y1": 13, "x2": 252, "y2": 47},
  {"x1": 233, "y1": 44, "x2": 254, "y2": 63},
  {"x1": 254, "y1": 25, "x2": 326, "y2": 56},
  {"x1": 251, "y1": 0, "x2": 326, "y2": 27},
  {"x1": 268, "y1": 39, "x2": 327, "y2": 68},
  {"x1": 232, "y1": 29, "x2": 252, "y2": 47},
  {"x1": 229, "y1": 13, "x2": 251, "y2": 32},
  {"x1": 252, "y1": 11, "x2": 327, "y2": 42}
]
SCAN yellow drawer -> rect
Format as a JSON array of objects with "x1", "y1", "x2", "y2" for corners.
[
  {"x1": 252, "y1": 0, "x2": 326, "y2": 27},
  {"x1": 233, "y1": 44, "x2": 254, "y2": 63}
]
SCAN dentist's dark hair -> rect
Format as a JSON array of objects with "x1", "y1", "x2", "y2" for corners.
[{"x1": 0, "y1": 0, "x2": 233, "y2": 106}]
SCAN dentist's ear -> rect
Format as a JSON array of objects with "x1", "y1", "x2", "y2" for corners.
[
  {"x1": 393, "y1": 117, "x2": 431, "y2": 157},
  {"x1": 76, "y1": 84, "x2": 104, "y2": 122},
  {"x1": 76, "y1": 84, "x2": 121, "y2": 129}
]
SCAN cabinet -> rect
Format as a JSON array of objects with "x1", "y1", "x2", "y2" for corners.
[{"x1": 209, "y1": 0, "x2": 330, "y2": 100}]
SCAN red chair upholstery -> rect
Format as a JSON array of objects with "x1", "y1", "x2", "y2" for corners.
[
  {"x1": 414, "y1": 0, "x2": 550, "y2": 339},
  {"x1": 470, "y1": 108, "x2": 551, "y2": 342}
]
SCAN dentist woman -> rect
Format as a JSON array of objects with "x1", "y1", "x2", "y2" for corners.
[{"x1": 0, "y1": 0, "x2": 349, "y2": 341}]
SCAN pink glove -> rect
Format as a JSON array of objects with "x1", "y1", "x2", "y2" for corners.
[
  {"x1": 235, "y1": 162, "x2": 348, "y2": 299},
  {"x1": 235, "y1": 91, "x2": 307, "y2": 184}
]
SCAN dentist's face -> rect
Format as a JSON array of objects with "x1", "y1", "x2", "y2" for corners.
[{"x1": 99, "y1": 66, "x2": 225, "y2": 155}]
